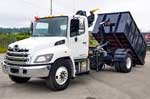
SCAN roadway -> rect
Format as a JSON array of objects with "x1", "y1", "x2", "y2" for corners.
[{"x1": 0, "y1": 52, "x2": 150, "y2": 99}]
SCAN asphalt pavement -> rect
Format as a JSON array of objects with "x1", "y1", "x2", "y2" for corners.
[{"x1": 0, "y1": 52, "x2": 150, "y2": 99}]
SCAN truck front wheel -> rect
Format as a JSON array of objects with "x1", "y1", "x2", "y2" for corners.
[
  {"x1": 46, "y1": 59, "x2": 72, "y2": 91},
  {"x1": 9, "y1": 75, "x2": 30, "y2": 83}
]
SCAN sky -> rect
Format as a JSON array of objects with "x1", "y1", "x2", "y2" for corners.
[{"x1": 0, "y1": 0, "x2": 150, "y2": 32}]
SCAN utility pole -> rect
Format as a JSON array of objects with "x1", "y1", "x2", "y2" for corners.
[
  {"x1": 50, "y1": 0, "x2": 52, "y2": 15},
  {"x1": 73, "y1": 0, "x2": 76, "y2": 14}
]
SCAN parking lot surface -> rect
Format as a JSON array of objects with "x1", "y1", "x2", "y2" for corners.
[{"x1": 0, "y1": 53, "x2": 150, "y2": 99}]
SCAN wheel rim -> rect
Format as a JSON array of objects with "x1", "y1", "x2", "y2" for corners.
[
  {"x1": 126, "y1": 57, "x2": 132, "y2": 69},
  {"x1": 55, "y1": 66, "x2": 68, "y2": 85}
]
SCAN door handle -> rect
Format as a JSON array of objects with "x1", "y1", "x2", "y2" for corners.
[{"x1": 75, "y1": 37, "x2": 78, "y2": 42}]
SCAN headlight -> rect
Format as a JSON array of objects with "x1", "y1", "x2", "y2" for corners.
[{"x1": 34, "y1": 54, "x2": 53, "y2": 63}]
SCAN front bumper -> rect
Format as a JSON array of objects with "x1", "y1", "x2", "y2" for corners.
[{"x1": 1, "y1": 62, "x2": 50, "y2": 78}]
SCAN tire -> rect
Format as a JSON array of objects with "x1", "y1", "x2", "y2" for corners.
[
  {"x1": 90, "y1": 65, "x2": 97, "y2": 70},
  {"x1": 90, "y1": 64, "x2": 104, "y2": 71},
  {"x1": 90, "y1": 58, "x2": 97, "y2": 70},
  {"x1": 90, "y1": 58, "x2": 104, "y2": 71},
  {"x1": 9, "y1": 75, "x2": 30, "y2": 83},
  {"x1": 115, "y1": 53, "x2": 132, "y2": 73},
  {"x1": 46, "y1": 59, "x2": 72, "y2": 91}
]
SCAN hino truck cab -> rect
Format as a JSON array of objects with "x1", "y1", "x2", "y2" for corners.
[{"x1": 2, "y1": 15, "x2": 90, "y2": 91}]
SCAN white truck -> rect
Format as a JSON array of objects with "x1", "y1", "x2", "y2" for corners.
[{"x1": 1, "y1": 11, "x2": 146, "y2": 91}]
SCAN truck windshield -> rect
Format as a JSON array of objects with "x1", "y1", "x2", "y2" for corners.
[{"x1": 32, "y1": 17, "x2": 68, "y2": 37}]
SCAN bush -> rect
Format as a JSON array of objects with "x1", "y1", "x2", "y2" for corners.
[
  {"x1": 0, "y1": 47, "x2": 7, "y2": 53},
  {"x1": 14, "y1": 33, "x2": 30, "y2": 41},
  {"x1": 147, "y1": 47, "x2": 150, "y2": 51},
  {"x1": 0, "y1": 33, "x2": 30, "y2": 53}
]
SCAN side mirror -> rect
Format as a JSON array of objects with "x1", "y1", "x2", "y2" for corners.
[
  {"x1": 30, "y1": 22, "x2": 33, "y2": 34},
  {"x1": 70, "y1": 19, "x2": 79, "y2": 37}
]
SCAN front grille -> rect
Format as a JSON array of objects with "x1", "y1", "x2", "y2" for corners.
[
  {"x1": 5, "y1": 48, "x2": 29, "y2": 65},
  {"x1": 8, "y1": 48, "x2": 29, "y2": 52}
]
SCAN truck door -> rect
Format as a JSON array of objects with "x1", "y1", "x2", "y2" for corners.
[{"x1": 69, "y1": 17, "x2": 89, "y2": 59}]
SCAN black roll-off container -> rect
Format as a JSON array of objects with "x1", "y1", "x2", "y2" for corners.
[{"x1": 92, "y1": 11, "x2": 146, "y2": 65}]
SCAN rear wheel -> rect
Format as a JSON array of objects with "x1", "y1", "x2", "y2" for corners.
[
  {"x1": 9, "y1": 75, "x2": 30, "y2": 83},
  {"x1": 90, "y1": 57, "x2": 104, "y2": 71},
  {"x1": 115, "y1": 53, "x2": 132, "y2": 73},
  {"x1": 90, "y1": 64, "x2": 104, "y2": 71},
  {"x1": 46, "y1": 59, "x2": 72, "y2": 91}
]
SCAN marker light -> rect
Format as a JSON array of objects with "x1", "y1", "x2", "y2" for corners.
[{"x1": 34, "y1": 16, "x2": 39, "y2": 21}]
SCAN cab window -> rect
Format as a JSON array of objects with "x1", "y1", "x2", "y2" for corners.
[
  {"x1": 79, "y1": 18, "x2": 85, "y2": 34},
  {"x1": 70, "y1": 18, "x2": 85, "y2": 37}
]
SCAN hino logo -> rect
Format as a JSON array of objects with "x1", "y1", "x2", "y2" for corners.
[{"x1": 13, "y1": 45, "x2": 19, "y2": 51}]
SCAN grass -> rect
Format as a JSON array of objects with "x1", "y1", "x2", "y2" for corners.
[
  {"x1": 147, "y1": 47, "x2": 150, "y2": 51},
  {"x1": 0, "y1": 47, "x2": 7, "y2": 53}
]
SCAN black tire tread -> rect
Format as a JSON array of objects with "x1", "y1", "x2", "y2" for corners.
[
  {"x1": 46, "y1": 59, "x2": 72, "y2": 91},
  {"x1": 115, "y1": 54, "x2": 132, "y2": 73}
]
